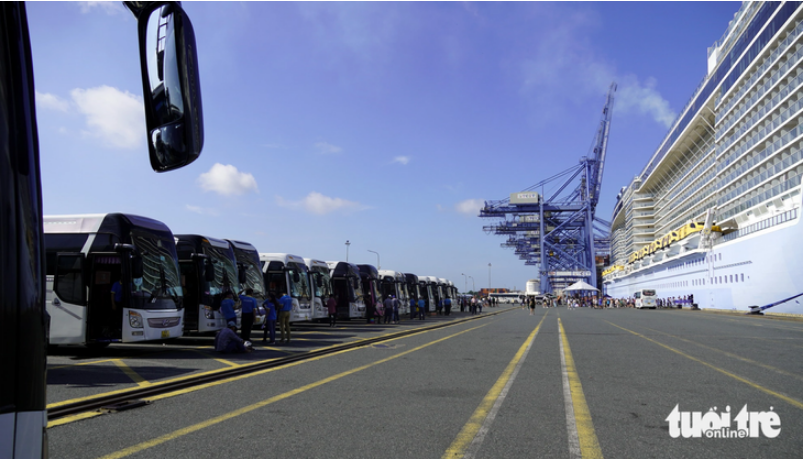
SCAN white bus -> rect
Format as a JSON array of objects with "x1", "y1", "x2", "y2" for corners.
[
  {"x1": 175, "y1": 235, "x2": 240, "y2": 333},
  {"x1": 44, "y1": 213, "x2": 185, "y2": 345},
  {"x1": 379, "y1": 270, "x2": 409, "y2": 315},
  {"x1": 404, "y1": 273, "x2": 421, "y2": 310},
  {"x1": 635, "y1": 289, "x2": 657, "y2": 309},
  {"x1": 327, "y1": 261, "x2": 366, "y2": 319},
  {"x1": 305, "y1": 258, "x2": 334, "y2": 321},
  {"x1": 227, "y1": 240, "x2": 267, "y2": 328},
  {"x1": 419, "y1": 276, "x2": 438, "y2": 312},
  {"x1": 260, "y1": 253, "x2": 312, "y2": 322}
]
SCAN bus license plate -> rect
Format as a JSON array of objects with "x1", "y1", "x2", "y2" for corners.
[{"x1": 162, "y1": 330, "x2": 170, "y2": 338}]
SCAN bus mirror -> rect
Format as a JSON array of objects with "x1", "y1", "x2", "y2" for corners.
[
  {"x1": 132, "y1": 255, "x2": 144, "y2": 279},
  {"x1": 204, "y1": 259, "x2": 216, "y2": 282},
  {"x1": 293, "y1": 272, "x2": 301, "y2": 283},
  {"x1": 136, "y1": 2, "x2": 204, "y2": 172},
  {"x1": 238, "y1": 265, "x2": 247, "y2": 285}
]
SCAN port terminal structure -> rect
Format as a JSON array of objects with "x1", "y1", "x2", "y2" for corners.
[{"x1": 479, "y1": 83, "x2": 616, "y2": 294}]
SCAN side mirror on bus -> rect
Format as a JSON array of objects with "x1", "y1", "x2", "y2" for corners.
[
  {"x1": 132, "y1": 255, "x2": 144, "y2": 279},
  {"x1": 238, "y1": 264, "x2": 247, "y2": 285},
  {"x1": 293, "y1": 272, "x2": 301, "y2": 283},
  {"x1": 132, "y1": 2, "x2": 204, "y2": 172},
  {"x1": 204, "y1": 258, "x2": 216, "y2": 282}
]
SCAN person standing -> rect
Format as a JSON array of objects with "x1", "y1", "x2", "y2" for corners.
[
  {"x1": 443, "y1": 296, "x2": 452, "y2": 316},
  {"x1": 383, "y1": 295, "x2": 394, "y2": 324},
  {"x1": 261, "y1": 294, "x2": 278, "y2": 344},
  {"x1": 239, "y1": 289, "x2": 257, "y2": 342},
  {"x1": 392, "y1": 295, "x2": 400, "y2": 324},
  {"x1": 327, "y1": 294, "x2": 338, "y2": 328},
  {"x1": 278, "y1": 292, "x2": 293, "y2": 344},
  {"x1": 410, "y1": 296, "x2": 417, "y2": 320},
  {"x1": 220, "y1": 292, "x2": 238, "y2": 328},
  {"x1": 418, "y1": 297, "x2": 426, "y2": 320}
]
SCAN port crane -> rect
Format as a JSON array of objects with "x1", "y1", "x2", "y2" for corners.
[{"x1": 479, "y1": 82, "x2": 616, "y2": 293}]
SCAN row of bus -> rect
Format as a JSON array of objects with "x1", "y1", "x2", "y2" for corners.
[{"x1": 44, "y1": 213, "x2": 458, "y2": 346}]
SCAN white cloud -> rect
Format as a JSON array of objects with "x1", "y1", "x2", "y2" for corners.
[
  {"x1": 392, "y1": 156, "x2": 411, "y2": 165},
  {"x1": 455, "y1": 199, "x2": 485, "y2": 216},
  {"x1": 70, "y1": 86, "x2": 144, "y2": 149},
  {"x1": 186, "y1": 205, "x2": 220, "y2": 217},
  {"x1": 197, "y1": 163, "x2": 259, "y2": 196},
  {"x1": 616, "y1": 77, "x2": 676, "y2": 129},
  {"x1": 79, "y1": 2, "x2": 126, "y2": 15},
  {"x1": 315, "y1": 142, "x2": 343, "y2": 154},
  {"x1": 276, "y1": 191, "x2": 368, "y2": 215},
  {"x1": 35, "y1": 91, "x2": 70, "y2": 112}
]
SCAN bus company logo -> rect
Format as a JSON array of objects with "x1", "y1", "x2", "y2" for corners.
[{"x1": 666, "y1": 404, "x2": 781, "y2": 439}]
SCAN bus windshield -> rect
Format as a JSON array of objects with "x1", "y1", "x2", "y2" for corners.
[
  {"x1": 311, "y1": 268, "x2": 332, "y2": 298},
  {"x1": 130, "y1": 229, "x2": 183, "y2": 310},
  {"x1": 287, "y1": 262, "x2": 311, "y2": 300},
  {"x1": 203, "y1": 241, "x2": 239, "y2": 299},
  {"x1": 643, "y1": 289, "x2": 656, "y2": 297},
  {"x1": 233, "y1": 249, "x2": 265, "y2": 300}
]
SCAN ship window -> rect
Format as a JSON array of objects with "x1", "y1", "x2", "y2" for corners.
[{"x1": 730, "y1": 275, "x2": 734, "y2": 283}]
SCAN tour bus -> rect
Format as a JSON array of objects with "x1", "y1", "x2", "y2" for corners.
[
  {"x1": 227, "y1": 240, "x2": 267, "y2": 328},
  {"x1": 44, "y1": 213, "x2": 185, "y2": 345},
  {"x1": 327, "y1": 261, "x2": 366, "y2": 318},
  {"x1": 404, "y1": 273, "x2": 421, "y2": 308},
  {"x1": 174, "y1": 235, "x2": 240, "y2": 333},
  {"x1": 379, "y1": 270, "x2": 409, "y2": 315},
  {"x1": 418, "y1": 276, "x2": 437, "y2": 312},
  {"x1": 260, "y1": 253, "x2": 312, "y2": 322},
  {"x1": 438, "y1": 278, "x2": 450, "y2": 307},
  {"x1": 422, "y1": 276, "x2": 442, "y2": 311},
  {"x1": 305, "y1": 258, "x2": 334, "y2": 321},
  {"x1": 357, "y1": 264, "x2": 383, "y2": 314},
  {"x1": 635, "y1": 289, "x2": 658, "y2": 309}
]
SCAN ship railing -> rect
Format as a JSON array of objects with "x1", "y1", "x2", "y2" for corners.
[{"x1": 720, "y1": 208, "x2": 799, "y2": 243}]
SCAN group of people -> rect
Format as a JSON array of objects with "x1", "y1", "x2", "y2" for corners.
[{"x1": 213, "y1": 289, "x2": 296, "y2": 354}]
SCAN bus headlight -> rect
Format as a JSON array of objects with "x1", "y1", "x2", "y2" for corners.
[
  {"x1": 204, "y1": 307, "x2": 215, "y2": 319},
  {"x1": 129, "y1": 311, "x2": 144, "y2": 328}
]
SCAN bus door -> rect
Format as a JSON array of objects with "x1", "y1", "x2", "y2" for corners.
[
  {"x1": 180, "y1": 260, "x2": 200, "y2": 331},
  {"x1": 87, "y1": 253, "x2": 124, "y2": 341},
  {"x1": 49, "y1": 253, "x2": 88, "y2": 344}
]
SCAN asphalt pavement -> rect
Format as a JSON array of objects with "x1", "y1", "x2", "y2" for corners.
[{"x1": 46, "y1": 307, "x2": 803, "y2": 458}]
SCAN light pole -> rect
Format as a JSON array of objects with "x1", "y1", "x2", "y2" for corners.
[
  {"x1": 461, "y1": 273, "x2": 467, "y2": 293},
  {"x1": 367, "y1": 249, "x2": 380, "y2": 269},
  {"x1": 469, "y1": 276, "x2": 475, "y2": 293},
  {"x1": 488, "y1": 263, "x2": 492, "y2": 290},
  {"x1": 345, "y1": 240, "x2": 350, "y2": 262}
]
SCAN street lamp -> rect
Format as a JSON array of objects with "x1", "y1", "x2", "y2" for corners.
[
  {"x1": 488, "y1": 263, "x2": 492, "y2": 290},
  {"x1": 367, "y1": 249, "x2": 380, "y2": 269},
  {"x1": 345, "y1": 240, "x2": 350, "y2": 262},
  {"x1": 461, "y1": 273, "x2": 467, "y2": 293},
  {"x1": 468, "y1": 275, "x2": 475, "y2": 293}
]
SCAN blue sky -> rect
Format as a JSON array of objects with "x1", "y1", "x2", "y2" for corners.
[{"x1": 28, "y1": 1, "x2": 740, "y2": 292}]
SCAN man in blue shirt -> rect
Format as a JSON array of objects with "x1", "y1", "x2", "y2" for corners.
[
  {"x1": 220, "y1": 292, "x2": 238, "y2": 327},
  {"x1": 239, "y1": 289, "x2": 258, "y2": 341},
  {"x1": 443, "y1": 296, "x2": 452, "y2": 316},
  {"x1": 278, "y1": 292, "x2": 293, "y2": 344},
  {"x1": 261, "y1": 293, "x2": 278, "y2": 344},
  {"x1": 418, "y1": 297, "x2": 426, "y2": 320},
  {"x1": 409, "y1": 297, "x2": 417, "y2": 320},
  {"x1": 214, "y1": 323, "x2": 248, "y2": 354}
]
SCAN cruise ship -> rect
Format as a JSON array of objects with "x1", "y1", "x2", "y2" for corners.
[{"x1": 604, "y1": 1, "x2": 803, "y2": 316}]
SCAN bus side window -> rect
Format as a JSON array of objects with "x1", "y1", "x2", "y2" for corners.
[{"x1": 54, "y1": 253, "x2": 87, "y2": 305}]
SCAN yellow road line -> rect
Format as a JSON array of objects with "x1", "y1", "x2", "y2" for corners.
[
  {"x1": 49, "y1": 359, "x2": 120, "y2": 370},
  {"x1": 97, "y1": 322, "x2": 492, "y2": 459},
  {"x1": 442, "y1": 312, "x2": 547, "y2": 459},
  {"x1": 645, "y1": 327, "x2": 803, "y2": 383},
  {"x1": 606, "y1": 321, "x2": 803, "y2": 410},
  {"x1": 186, "y1": 349, "x2": 239, "y2": 367},
  {"x1": 49, "y1": 316, "x2": 483, "y2": 420},
  {"x1": 559, "y1": 318, "x2": 604, "y2": 459},
  {"x1": 47, "y1": 411, "x2": 104, "y2": 428},
  {"x1": 111, "y1": 360, "x2": 151, "y2": 387}
]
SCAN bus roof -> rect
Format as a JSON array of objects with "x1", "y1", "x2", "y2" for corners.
[
  {"x1": 176, "y1": 234, "x2": 230, "y2": 250},
  {"x1": 304, "y1": 258, "x2": 329, "y2": 270},
  {"x1": 44, "y1": 213, "x2": 171, "y2": 234},
  {"x1": 226, "y1": 239, "x2": 258, "y2": 252},
  {"x1": 259, "y1": 253, "x2": 305, "y2": 265}
]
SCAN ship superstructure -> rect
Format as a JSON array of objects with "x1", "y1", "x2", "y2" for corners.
[{"x1": 605, "y1": 1, "x2": 803, "y2": 314}]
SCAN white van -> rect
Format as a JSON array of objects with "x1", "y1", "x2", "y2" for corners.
[{"x1": 634, "y1": 289, "x2": 657, "y2": 309}]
